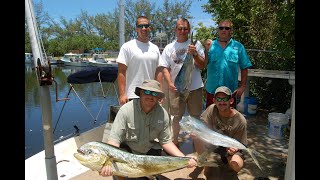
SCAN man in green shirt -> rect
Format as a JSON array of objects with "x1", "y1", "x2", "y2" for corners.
[{"x1": 100, "y1": 79, "x2": 197, "y2": 179}]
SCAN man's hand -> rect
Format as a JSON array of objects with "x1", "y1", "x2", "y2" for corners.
[
  {"x1": 188, "y1": 44, "x2": 197, "y2": 56},
  {"x1": 186, "y1": 155, "x2": 198, "y2": 168},
  {"x1": 226, "y1": 147, "x2": 239, "y2": 156},
  {"x1": 119, "y1": 95, "x2": 129, "y2": 105},
  {"x1": 99, "y1": 165, "x2": 113, "y2": 177},
  {"x1": 168, "y1": 82, "x2": 177, "y2": 92}
]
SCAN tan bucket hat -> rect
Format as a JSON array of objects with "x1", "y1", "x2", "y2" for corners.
[{"x1": 135, "y1": 79, "x2": 164, "y2": 98}]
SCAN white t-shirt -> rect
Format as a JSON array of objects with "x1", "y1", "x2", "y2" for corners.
[
  {"x1": 117, "y1": 39, "x2": 163, "y2": 99},
  {"x1": 160, "y1": 39, "x2": 204, "y2": 90}
]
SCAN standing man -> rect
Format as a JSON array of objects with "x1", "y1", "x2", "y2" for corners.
[
  {"x1": 193, "y1": 86, "x2": 247, "y2": 179},
  {"x1": 100, "y1": 80, "x2": 197, "y2": 179},
  {"x1": 117, "y1": 16, "x2": 163, "y2": 105},
  {"x1": 161, "y1": 18, "x2": 205, "y2": 146},
  {"x1": 204, "y1": 19, "x2": 252, "y2": 108}
]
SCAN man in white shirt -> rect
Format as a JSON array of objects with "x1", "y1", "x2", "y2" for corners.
[
  {"x1": 161, "y1": 18, "x2": 205, "y2": 146},
  {"x1": 117, "y1": 16, "x2": 163, "y2": 105}
]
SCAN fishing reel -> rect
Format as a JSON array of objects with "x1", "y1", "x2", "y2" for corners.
[{"x1": 36, "y1": 57, "x2": 53, "y2": 86}]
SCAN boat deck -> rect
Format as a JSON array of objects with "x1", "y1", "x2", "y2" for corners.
[{"x1": 70, "y1": 110, "x2": 289, "y2": 180}]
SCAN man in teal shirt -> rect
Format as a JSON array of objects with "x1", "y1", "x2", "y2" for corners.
[{"x1": 205, "y1": 19, "x2": 252, "y2": 108}]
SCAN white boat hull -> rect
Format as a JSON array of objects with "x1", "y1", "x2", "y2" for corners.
[
  {"x1": 25, "y1": 53, "x2": 33, "y2": 64},
  {"x1": 25, "y1": 123, "x2": 112, "y2": 180},
  {"x1": 64, "y1": 61, "x2": 89, "y2": 67},
  {"x1": 88, "y1": 61, "x2": 118, "y2": 67}
]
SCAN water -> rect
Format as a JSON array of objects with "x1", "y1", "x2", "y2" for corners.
[{"x1": 25, "y1": 64, "x2": 119, "y2": 159}]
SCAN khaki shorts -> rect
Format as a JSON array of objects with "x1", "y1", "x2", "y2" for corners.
[{"x1": 169, "y1": 87, "x2": 203, "y2": 118}]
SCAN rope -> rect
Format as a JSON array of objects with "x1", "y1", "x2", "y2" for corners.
[
  {"x1": 114, "y1": 83, "x2": 120, "y2": 105},
  {"x1": 94, "y1": 71, "x2": 107, "y2": 123},
  {"x1": 70, "y1": 84, "x2": 96, "y2": 122},
  {"x1": 53, "y1": 86, "x2": 72, "y2": 134},
  {"x1": 98, "y1": 71, "x2": 106, "y2": 97},
  {"x1": 53, "y1": 71, "x2": 120, "y2": 138}
]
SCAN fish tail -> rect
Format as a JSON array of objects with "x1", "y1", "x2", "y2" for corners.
[{"x1": 246, "y1": 148, "x2": 266, "y2": 171}]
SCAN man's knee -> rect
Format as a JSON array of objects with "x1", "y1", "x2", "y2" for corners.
[{"x1": 228, "y1": 154, "x2": 244, "y2": 172}]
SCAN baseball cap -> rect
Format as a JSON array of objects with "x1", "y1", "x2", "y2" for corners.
[
  {"x1": 135, "y1": 79, "x2": 164, "y2": 98},
  {"x1": 214, "y1": 86, "x2": 232, "y2": 96}
]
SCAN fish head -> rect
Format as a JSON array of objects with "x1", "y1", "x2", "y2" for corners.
[
  {"x1": 179, "y1": 116, "x2": 207, "y2": 134},
  {"x1": 73, "y1": 142, "x2": 108, "y2": 171},
  {"x1": 179, "y1": 116, "x2": 195, "y2": 133}
]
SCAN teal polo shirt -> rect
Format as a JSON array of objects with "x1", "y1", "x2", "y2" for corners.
[{"x1": 205, "y1": 38, "x2": 252, "y2": 93}]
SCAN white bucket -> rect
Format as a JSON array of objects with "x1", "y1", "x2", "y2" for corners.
[{"x1": 267, "y1": 112, "x2": 289, "y2": 139}]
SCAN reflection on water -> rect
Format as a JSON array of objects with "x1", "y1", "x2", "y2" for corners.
[{"x1": 25, "y1": 64, "x2": 119, "y2": 159}]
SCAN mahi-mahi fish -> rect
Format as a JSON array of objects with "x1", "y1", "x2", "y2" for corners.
[
  {"x1": 179, "y1": 116, "x2": 267, "y2": 170},
  {"x1": 74, "y1": 141, "x2": 218, "y2": 178},
  {"x1": 174, "y1": 32, "x2": 197, "y2": 101}
]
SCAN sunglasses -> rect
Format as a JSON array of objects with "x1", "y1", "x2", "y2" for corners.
[
  {"x1": 177, "y1": 27, "x2": 189, "y2": 31},
  {"x1": 215, "y1": 97, "x2": 230, "y2": 102},
  {"x1": 137, "y1": 24, "x2": 150, "y2": 29},
  {"x1": 143, "y1": 90, "x2": 159, "y2": 97},
  {"x1": 218, "y1": 26, "x2": 231, "y2": 30}
]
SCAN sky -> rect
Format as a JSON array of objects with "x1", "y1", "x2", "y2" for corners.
[{"x1": 34, "y1": 0, "x2": 216, "y2": 28}]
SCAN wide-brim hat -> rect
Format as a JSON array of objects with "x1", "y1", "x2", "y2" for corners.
[
  {"x1": 135, "y1": 79, "x2": 164, "y2": 98},
  {"x1": 214, "y1": 86, "x2": 232, "y2": 96}
]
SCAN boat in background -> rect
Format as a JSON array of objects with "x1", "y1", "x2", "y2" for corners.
[
  {"x1": 60, "y1": 53, "x2": 89, "y2": 67},
  {"x1": 47, "y1": 55, "x2": 59, "y2": 65},
  {"x1": 25, "y1": 52, "x2": 33, "y2": 64},
  {"x1": 88, "y1": 53, "x2": 118, "y2": 67},
  {"x1": 26, "y1": 52, "x2": 59, "y2": 66}
]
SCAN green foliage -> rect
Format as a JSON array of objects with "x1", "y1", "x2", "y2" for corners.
[
  {"x1": 25, "y1": 32, "x2": 32, "y2": 52},
  {"x1": 194, "y1": 22, "x2": 216, "y2": 41},
  {"x1": 153, "y1": 0, "x2": 192, "y2": 42},
  {"x1": 26, "y1": 0, "x2": 194, "y2": 56}
]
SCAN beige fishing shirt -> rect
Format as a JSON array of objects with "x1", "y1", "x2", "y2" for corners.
[{"x1": 108, "y1": 99, "x2": 172, "y2": 154}]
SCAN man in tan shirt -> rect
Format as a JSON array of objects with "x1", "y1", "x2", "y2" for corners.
[{"x1": 194, "y1": 86, "x2": 247, "y2": 180}]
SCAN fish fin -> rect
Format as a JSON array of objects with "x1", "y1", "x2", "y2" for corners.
[
  {"x1": 103, "y1": 158, "x2": 113, "y2": 166},
  {"x1": 110, "y1": 159, "x2": 120, "y2": 172},
  {"x1": 246, "y1": 148, "x2": 266, "y2": 171},
  {"x1": 188, "y1": 151, "x2": 198, "y2": 157},
  {"x1": 104, "y1": 158, "x2": 122, "y2": 172},
  {"x1": 251, "y1": 148, "x2": 267, "y2": 160},
  {"x1": 196, "y1": 150, "x2": 219, "y2": 167}
]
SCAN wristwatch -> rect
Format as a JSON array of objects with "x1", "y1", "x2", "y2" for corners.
[{"x1": 193, "y1": 51, "x2": 198, "y2": 57}]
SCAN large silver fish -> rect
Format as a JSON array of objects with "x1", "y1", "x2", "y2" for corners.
[
  {"x1": 74, "y1": 141, "x2": 218, "y2": 178},
  {"x1": 174, "y1": 32, "x2": 197, "y2": 101},
  {"x1": 179, "y1": 116, "x2": 267, "y2": 170}
]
